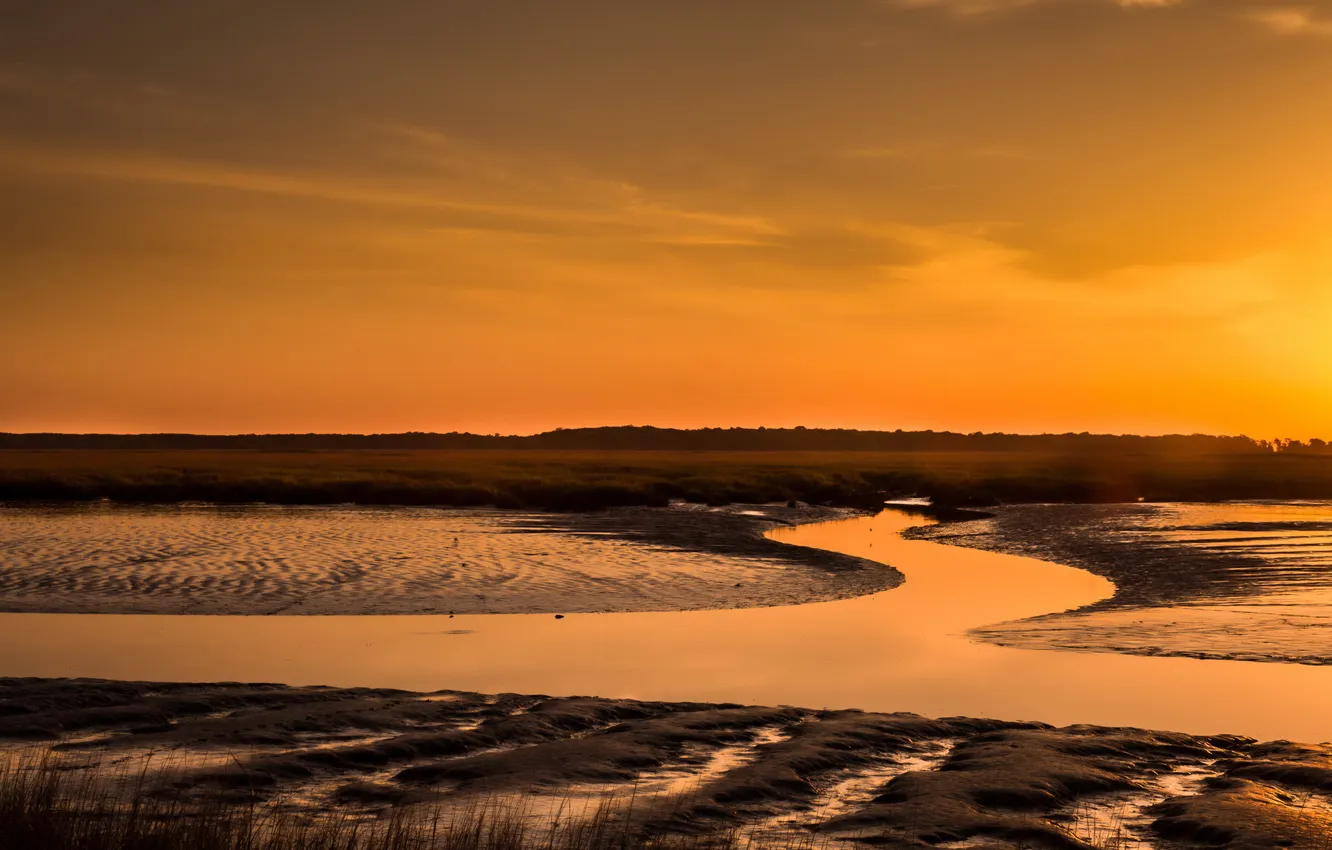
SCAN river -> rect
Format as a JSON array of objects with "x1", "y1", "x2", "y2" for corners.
[{"x1": 2, "y1": 507, "x2": 1332, "y2": 741}]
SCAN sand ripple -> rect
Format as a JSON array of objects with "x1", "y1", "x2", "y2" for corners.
[
  {"x1": 914, "y1": 501, "x2": 1332, "y2": 664},
  {"x1": 0, "y1": 503, "x2": 894, "y2": 615}
]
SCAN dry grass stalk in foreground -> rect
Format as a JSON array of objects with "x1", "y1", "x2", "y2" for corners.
[{"x1": 0, "y1": 753, "x2": 815, "y2": 850}]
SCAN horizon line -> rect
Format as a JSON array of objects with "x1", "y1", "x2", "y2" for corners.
[{"x1": 0, "y1": 425, "x2": 1312, "y2": 442}]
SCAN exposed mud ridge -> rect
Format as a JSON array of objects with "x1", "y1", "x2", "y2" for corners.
[
  {"x1": 907, "y1": 504, "x2": 1310, "y2": 610},
  {"x1": 8, "y1": 678, "x2": 1332, "y2": 848},
  {"x1": 908, "y1": 502, "x2": 1332, "y2": 666},
  {"x1": 504, "y1": 503, "x2": 900, "y2": 604},
  {"x1": 0, "y1": 502, "x2": 897, "y2": 615}
]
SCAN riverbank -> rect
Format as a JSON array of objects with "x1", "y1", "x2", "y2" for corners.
[
  {"x1": 911, "y1": 502, "x2": 1332, "y2": 666},
  {"x1": 14, "y1": 508, "x2": 1332, "y2": 739},
  {"x1": 0, "y1": 503, "x2": 895, "y2": 616},
  {"x1": 3, "y1": 677, "x2": 1326, "y2": 850}
]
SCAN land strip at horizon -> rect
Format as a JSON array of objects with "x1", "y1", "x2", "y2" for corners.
[{"x1": 5, "y1": 448, "x2": 1332, "y2": 511}]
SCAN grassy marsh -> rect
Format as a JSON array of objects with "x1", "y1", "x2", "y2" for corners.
[
  {"x1": 4, "y1": 448, "x2": 1332, "y2": 510},
  {"x1": 0, "y1": 752, "x2": 765, "y2": 850}
]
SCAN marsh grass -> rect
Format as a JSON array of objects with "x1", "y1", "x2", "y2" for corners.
[
  {"x1": 0, "y1": 751, "x2": 812, "y2": 850},
  {"x1": 1054, "y1": 796, "x2": 1146, "y2": 850},
  {"x1": 5, "y1": 448, "x2": 1332, "y2": 511}
]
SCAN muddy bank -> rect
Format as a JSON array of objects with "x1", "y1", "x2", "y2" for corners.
[
  {"x1": 909, "y1": 502, "x2": 1332, "y2": 666},
  {"x1": 0, "y1": 503, "x2": 897, "y2": 616},
  {"x1": 7, "y1": 677, "x2": 1332, "y2": 849}
]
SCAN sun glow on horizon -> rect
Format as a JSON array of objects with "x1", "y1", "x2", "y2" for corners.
[{"x1": 2, "y1": 0, "x2": 1331, "y2": 437}]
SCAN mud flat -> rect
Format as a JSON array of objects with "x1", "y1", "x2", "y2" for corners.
[
  {"x1": 0, "y1": 503, "x2": 895, "y2": 615},
  {"x1": 8, "y1": 677, "x2": 1332, "y2": 850},
  {"x1": 909, "y1": 502, "x2": 1332, "y2": 666},
  {"x1": 15, "y1": 507, "x2": 1332, "y2": 740}
]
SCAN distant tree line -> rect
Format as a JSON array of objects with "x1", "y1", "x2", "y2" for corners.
[{"x1": 0, "y1": 426, "x2": 1323, "y2": 453}]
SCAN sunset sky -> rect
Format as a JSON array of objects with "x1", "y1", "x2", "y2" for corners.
[{"x1": 3, "y1": 0, "x2": 1331, "y2": 437}]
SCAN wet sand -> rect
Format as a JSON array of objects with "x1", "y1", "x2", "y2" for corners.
[
  {"x1": 8, "y1": 503, "x2": 1332, "y2": 845},
  {"x1": 15, "y1": 499, "x2": 1332, "y2": 671},
  {"x1": 912, "y1": 502, "x2": 1332, "y2": 665},
  {"x1": 16, "y1": 508, "x2": 1332, "y2": 740},
  {"x1": 5, "y1": 677, "x2": 1331, "y2": 850},
  {"x1": 0, "y1": 503, "x2": 895, "y2": 615}
]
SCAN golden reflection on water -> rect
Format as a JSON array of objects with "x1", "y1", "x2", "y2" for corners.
[
  {"x1": 1120, "y1": 501, "x2": 1332, "y2": 575},
  {"x1": 5, "y1": 509, "x2": 1332, "y2": 741}
]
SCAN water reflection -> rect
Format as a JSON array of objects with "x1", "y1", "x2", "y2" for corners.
[
  {"x1": 3, "y1": 509, "x2": 1332, "y2": 741},
  {"x1": 943, "y1": 501, "x2": 1332, "y2": 666}
]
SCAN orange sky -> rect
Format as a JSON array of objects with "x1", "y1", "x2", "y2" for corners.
[{"x1": 3, "y1": 0, "x2": 1331, "y2": 437}]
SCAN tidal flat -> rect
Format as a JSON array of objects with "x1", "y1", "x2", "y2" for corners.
[
  {"x1": 4, "y1": 678, "x2": 1332, "y2": 850},
  {"x1": 911, "y1": 502, "x2": 1332, "y2": 665},
  {"x1": 9, "y1": 504, "x2": 1332, "y2": 738},
  {"x1": 7, "y1": 499, "x2": 1332, "y2": 848},
  {"x1": 0, "y1": 503, "x2": 890, "y2": 615}
]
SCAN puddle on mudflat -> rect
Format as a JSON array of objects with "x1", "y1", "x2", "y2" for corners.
[
  {"x1": 1048, "y1": 762, "x2": 1224, "y2": 850},
  {"x1": 1155, "y1": 762, "x2": 1220, "y2": 797},
  {"x1": 744, "y1": 739, "x2": 958, "y2": 844},
  {"x1": 519, "y1": 725, "x2": 797, "y2": 823}
]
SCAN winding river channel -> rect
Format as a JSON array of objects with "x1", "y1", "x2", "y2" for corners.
[{"x1": 3, "y1": 508, "x2": 1332, "y2": 741}]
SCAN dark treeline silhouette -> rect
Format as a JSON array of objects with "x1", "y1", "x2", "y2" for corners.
[
  {"x1": 6, "y1": 427, "x2": 1332, "y2": 510},
  {"x1": 0, "y1": 426, "x2": 1321, "y2": 453}
]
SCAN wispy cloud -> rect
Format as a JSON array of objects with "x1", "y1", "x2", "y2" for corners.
[
  {"x1": 843, "y1": 147, "x2": 907, "y2": 159},
  {"x1": 375, "y1": 127, "x2": 940, "y2": 275},
  {"x1": 890, "y1": 0, "x2": 1043, "y2": 16},
  {"x1": 656, "y1": 226, "x2": 929, "y2": 271},
  {"x1": 0, "y1": 141, "x2": 782, "y2": 245},
  {"x1": 0, "y1": 63, "x2": 179, "y2": 116},
  {"x1": 843, "y1": 145, "x2": 1026, "y2": 161},
  {"x1": 379, "y1": 124, "x2": 781, "y2": 237},
  {"x1": 1247, "y1": 6, "x2": 1332, "y2": 35},
  {"x1": 887, "y1": 0, "x2": 1179, "y2": 17}
]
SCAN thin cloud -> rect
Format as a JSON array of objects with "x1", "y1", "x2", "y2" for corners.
[
  {"x1": 844, "y1": 147, "x2": 907, "y2": 159},
  {"x1": 843, "y1": 145, "x2": 1026, "y2": 161},
  {"x1": 891, "y1": 0, "x2": 1044, "y2": 15},
  {"x1": 656, "y1": 223, "x2": 935, "y2": 273},
  {"x1": 888, "y1": 0, "x2": 1179, "y2": 15},
  {"x1": 1247, "y1": 6, "x2": 1332, "y2": 35},
  {"x1": 0, "y1": 143, "x2": 781, "y2": 243},
  {"x1": 380, "y1": 124, "x2": 781, "y2": 237},
  {"x1": 0, "y1": 63, "x2": 180, "y2": 116}
]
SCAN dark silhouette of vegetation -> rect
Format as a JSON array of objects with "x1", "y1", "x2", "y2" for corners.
[
  {"x1": 0, "y1": 752, "x2": 767, "y2": 850},
  {"x1": 4, "y1": 440, "x2": 1332, "y2": 510},
  {"x1": 0, "y1": 426, "x2": 1316, "y2": 454}
]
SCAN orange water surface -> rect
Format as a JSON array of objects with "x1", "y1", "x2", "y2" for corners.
[{"x1": 3, "y1": 509, "x2": 1332, "y2": 741}]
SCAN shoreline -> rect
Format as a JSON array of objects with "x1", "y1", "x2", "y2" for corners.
[
  {"x1": 911, "y1": 502, "x2": 1332, "y2": 667},
  {"x1": 0, "y1": 676, "x2": 1321, "y2": 850},
  {"x1": 8, "y1": 505, "x2": 1332, "y2": 732},
  {"x1": 0, "y1": 502, "x2": 900, "y2": 617}
]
